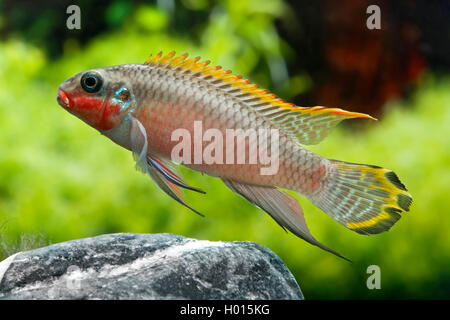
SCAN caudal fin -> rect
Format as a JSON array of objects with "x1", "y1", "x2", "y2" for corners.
[{"x1": 312, "y1": 160, "x2": 412, "y2": 235}]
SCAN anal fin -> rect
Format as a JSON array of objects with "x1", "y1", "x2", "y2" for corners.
[{"x1": 221, "y1": 179, "x2": 350, "y2": 261}]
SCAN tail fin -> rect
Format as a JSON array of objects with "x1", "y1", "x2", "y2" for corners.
[{"x1": 312, "y1": 160, "x2": 412, "y2": 235}]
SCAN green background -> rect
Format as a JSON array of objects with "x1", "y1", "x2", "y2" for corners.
[{"x1": 0, "y1": 0, "x2": 449, "y2": 299}]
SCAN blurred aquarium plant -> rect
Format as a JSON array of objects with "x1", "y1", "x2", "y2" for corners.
[{"x1": 0, "y1": 0, "x2": 449, "y2": 299}]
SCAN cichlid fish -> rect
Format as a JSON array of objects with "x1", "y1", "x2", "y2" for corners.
[{"x1": 57, "y1": 51, "x2": 412, "y2": 260}]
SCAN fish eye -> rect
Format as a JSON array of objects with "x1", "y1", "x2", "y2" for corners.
[{"x1": 81, "y1": 72, "x2": 103, "y2": 93}]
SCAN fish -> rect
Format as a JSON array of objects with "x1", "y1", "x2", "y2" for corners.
[{"x1": 56, "y1": 51, "x2": 412, "y2": 261}]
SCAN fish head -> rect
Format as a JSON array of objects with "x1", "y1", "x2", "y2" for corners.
[{"x1": 57, "y1": 67, "x2": 136, "y2": 131}]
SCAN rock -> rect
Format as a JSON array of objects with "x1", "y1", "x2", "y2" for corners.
[{"x1": 0, "y1": 233, "x2": 303, "y2": 300}]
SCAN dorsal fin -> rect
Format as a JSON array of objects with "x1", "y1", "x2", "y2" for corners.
[{"x1": 144, "y1": 51, "x2": 376, "y2": 145}]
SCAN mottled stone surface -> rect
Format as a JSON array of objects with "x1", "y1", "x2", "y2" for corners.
[{"x1": 0, "y1": 233, "x2": 303, "y2": 300}]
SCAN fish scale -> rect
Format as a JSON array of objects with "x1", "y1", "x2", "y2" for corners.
[
  {"x1": 131, "y1": 64, "x2": 307, "y2": 189},
  {"x1": 56, "y1": 51, "x2": 412, "y2": 260}
]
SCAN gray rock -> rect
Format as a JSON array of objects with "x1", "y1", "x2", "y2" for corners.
[{"x1": 0, "y1": 233, "x2": 303, "y2": 300}]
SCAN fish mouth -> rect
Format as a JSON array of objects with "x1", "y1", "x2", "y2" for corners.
[{"x1": 57, "y1": 89, "x2": 70, "y2": 108}]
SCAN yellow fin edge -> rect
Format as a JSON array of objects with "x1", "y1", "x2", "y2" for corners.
[{"x1": 145, "y1": 51, "x2": 376, "y2": 121}]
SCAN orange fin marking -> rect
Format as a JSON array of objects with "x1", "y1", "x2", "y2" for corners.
[
  {"x1": 168, "y1": 53, "x2": 189, "y2": 66},
  {"x1": 150, "y1": 51, "x2": 163, "y2": 63},
  {"x1": 159, "y1": 51, "x2": 176, "y2": 64}
]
